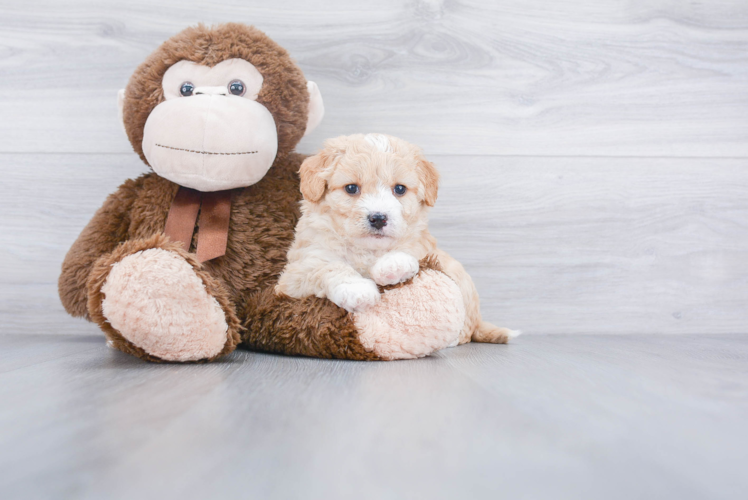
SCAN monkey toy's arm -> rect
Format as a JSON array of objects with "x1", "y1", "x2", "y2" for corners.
[
  {"x1": 58, "y1": 178, "x2": 141, "y2": 318},
  {"x1": 240, "y1": 257, "x2": 467, "y2": 361},
  {"x1": 240, "y1": 287, "x2": 383, "y2": 360}
]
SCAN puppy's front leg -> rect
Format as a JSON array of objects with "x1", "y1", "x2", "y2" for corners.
[
  {"x1": 278, "y1": 258, "x2": 380, "y2": 313},
  {"x1": 370, "y1": 251, "x2": 420, "y2": 286},
  {"x1": 325, "y1": 263, "x2": 381, "y2": 313}
]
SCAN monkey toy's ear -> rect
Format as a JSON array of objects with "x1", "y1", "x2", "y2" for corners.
[
  {"x1": 304, "y1": 81, "x2": 325, "y2": 137},
  {"x1": 117, "y1": 89, "x2": 127, "y2": 136}
]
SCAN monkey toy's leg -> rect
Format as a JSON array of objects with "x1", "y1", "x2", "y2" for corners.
[
  {"x1": 86, "y1": 234, "x2": 241, "y2": 362},
  {"x1": 240, "y1": 258, "x2": 465, "y2": 361},
  {"x1": 59, "y1": 179, "x2": 240, "y2": 363}
]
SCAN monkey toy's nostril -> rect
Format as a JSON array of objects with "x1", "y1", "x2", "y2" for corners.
[
  {"x1": 368, "y1": 212, "x2": 388, "y2": 230},
  {"x1": 193, "y1": 86, "x2": 229, "y2": 96}
]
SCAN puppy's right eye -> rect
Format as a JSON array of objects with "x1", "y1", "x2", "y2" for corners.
[{"x1": 345, "y1": 184, "x2": 360, "y2": 195}]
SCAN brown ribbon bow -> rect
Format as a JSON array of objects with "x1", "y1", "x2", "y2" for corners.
[{"x1": 164, "y1": 187, "x2": 233, "y2": 263}]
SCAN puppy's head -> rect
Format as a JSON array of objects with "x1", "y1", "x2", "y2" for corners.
[{"x1": 299, "y1": 133, "x2": 438, "y2": 248}]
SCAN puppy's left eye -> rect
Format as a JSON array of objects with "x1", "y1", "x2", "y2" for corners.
[
  {"x1": 393, "y1": 184, "x2": 407, "y2": 196},
  {"x1": 345, "y1": 184, "x2": 360, "y2": 195}
]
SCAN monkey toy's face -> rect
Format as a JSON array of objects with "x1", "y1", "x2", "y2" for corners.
[
  {"x1": 118, "y1": 24, "x2": 324, "y2": 192},
  {"x1": 142, "y1": 58, "x2": 278, "y2": 192}
]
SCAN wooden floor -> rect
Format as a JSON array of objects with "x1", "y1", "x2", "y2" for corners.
[{"x1": 1, "y1": 334, "x2": 746, "y2": 499}]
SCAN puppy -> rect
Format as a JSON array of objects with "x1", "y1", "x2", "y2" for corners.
[{"x1": 276, "y1": 133, "x2": 518, "y2": 345}]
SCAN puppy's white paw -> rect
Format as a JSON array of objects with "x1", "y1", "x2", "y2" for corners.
[
  {"x1": 329, "y1": 279, "x2": 381, "y2": 312},
  {"x1": 370, "y1": 251, "x2": 420, "y2": 286}
]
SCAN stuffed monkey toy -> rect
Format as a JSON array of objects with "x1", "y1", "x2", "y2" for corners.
[{"x1": 59, "y1": 23, "x2": 467, "y2": 362}]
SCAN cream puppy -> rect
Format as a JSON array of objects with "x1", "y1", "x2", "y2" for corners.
[{"x1": 276, "y1": 133, "x2": 518, "y2": 345}]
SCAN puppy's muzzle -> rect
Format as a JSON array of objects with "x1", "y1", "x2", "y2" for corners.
[{"x1": 368, "y1": 212, "x2": 388, "y2": 230}]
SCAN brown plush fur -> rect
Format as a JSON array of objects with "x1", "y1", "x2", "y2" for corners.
[
  {"x1": 59, "y1": 23, "x2": 459, "y2": 362},
  {"x1": 59, "y1": 152, "x2": 371, "y2": 360},
  {"x1": 59, "y1": 24, "x2": 375, "y2": 361},
  {"x1": 240, "y1": 290, "x2": 382, "y2": 360}
]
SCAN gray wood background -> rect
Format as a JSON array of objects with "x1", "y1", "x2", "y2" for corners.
[{"x1": 1, "y1": 0, "x2": 747, "y2": 335}]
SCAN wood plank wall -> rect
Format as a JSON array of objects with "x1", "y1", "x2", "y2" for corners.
[{"x1": 1, "y1": 0, "x2": 747, "y2": 335}]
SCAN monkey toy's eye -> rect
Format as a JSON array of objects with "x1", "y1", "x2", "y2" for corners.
[
  {"x1": 393, "y1": 184, "x2": 407, "y2": 196},
  {"x1": 345, "y1": 184, "x2": 360, "y2": 195},
  {"x1": 228, "y1": 80, "x2": 246, "y2": 96},
  {"x1": 180, "y1": 82, "x2": 194, "y2": 97}
]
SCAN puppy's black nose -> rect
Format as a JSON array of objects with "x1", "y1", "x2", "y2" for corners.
[{"x1": 368, "y1": 212, "x2": 388, "y2": 230}]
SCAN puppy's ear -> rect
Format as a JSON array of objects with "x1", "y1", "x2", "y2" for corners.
[
  {"x1": 299, "y1": 152, "x2": 331, "y2": 202},
  {"x1": 418, "y1": 157, "x2": 440, "y2": 207}
]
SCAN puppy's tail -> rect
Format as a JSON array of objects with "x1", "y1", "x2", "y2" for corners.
[{"x1": 472, "y1": 321, "x2": 522, "y2": 344}]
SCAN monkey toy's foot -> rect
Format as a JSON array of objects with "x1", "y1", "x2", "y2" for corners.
[
  {"x1": 353, "y1": 266, "x2": 466, "y2": 360},
  {"x1": 87, "y1": 235, "x2": 240, "y2": 362}
]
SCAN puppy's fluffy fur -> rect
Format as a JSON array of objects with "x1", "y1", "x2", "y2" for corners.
[{"x1": 276, "y1": 133, "x2": 518, "y2": 345}]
